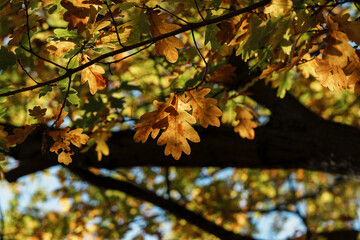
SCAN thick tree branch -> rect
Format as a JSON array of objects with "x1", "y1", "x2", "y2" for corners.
[
  {"x1": 70, "y1": 168, "x2": 254, "y2": 240},
  {"x1": 0, "y1": 0, "x2": 270, "y2": 98}
]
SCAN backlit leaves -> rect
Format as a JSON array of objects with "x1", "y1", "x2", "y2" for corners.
[
  {"x1": 81, "y1": 55, "x2": 107, "y2": 95},
  {"x1": 186, "y1": 88, "x2": 222, "y2": 128},
  {"x1": 134, "y1": 88, "x2": 222, "y2": 160},
  {"x1": 147, "y1": 10, "x2": 184, "y2": 63},
  {"x1": 234, "y1": 106, "x2": 257, "y2": 140}
]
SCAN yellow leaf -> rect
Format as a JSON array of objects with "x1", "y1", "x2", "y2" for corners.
[
  {"x1": 58, "y1": 151, "x2": 73, "y2": 165},
  {"x1": 234, "y1": 106, "x2": 257, "y2": 140},
  {"x1": 81, "y1": 55, "x2": 107, "y2": 95},
  {"x1": 93, "y1": 131, "x2": 111, "y2": 161},
  {"x1": 185, "y1": 88, "x2": 222, "y2": 128},
  {"x1": 157, "y1": 95, "x2": 200, "y2": 160},
  {"x1": 0, "y1": 126, "x2": 8, "y2": 141},
  {"x1": 147, "y1": 10, "x2": 184, "y2": 63},
  {"x1": 264, "y1": 0, "x2": 292, "y2": 17},
  {"x1": 67, "y1": 128, "x2": 89, "y2": 148},
  {"x1": 45, "y1": 41, "x2": 76, "y2": 57}
]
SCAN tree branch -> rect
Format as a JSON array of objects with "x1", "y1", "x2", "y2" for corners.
[
  {"x1": 70, "y1": 167, "x2": 254, "y2": 240},
  {"x1": 0, "y1": 0, "x2": 270, "y2": 98}
]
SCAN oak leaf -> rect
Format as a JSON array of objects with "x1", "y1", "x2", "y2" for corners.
[
  {"x1": 52, "y1": 104, "x2": 68, "y2": 128},
  {"x1": 157, "y1": 94, "x2": 200, "y2": 160},
  {"x1": 45, "y1": 41, "x2": 76, "y2": 57},
  {"x1": 58, "y1": 151, "x2": 74, "y2": 165},
  {"x1": 234, "y1": 106, "x2": 257, "y2": 140},
  {"x1": 207, "y1": 64, "x2": 236, "y2": 86},
  {"x1": 185, "y1": 88, "x2": 222, "y2": 128},
  {"x1": 48, "y1": 127, "x2": 89, "y2": 165},
  {"x1": 81, "y1": 55, "x2": 107, "y2": 95},
  {"x1": 29, "y1": 106, "x2": 47, "y2": 124},
  {"x1": 147, "y1": 10, "x2": 184, "y2": 63},
  {"x1": 5, "y1": 124, "x2": 38, "y2": 147},
  {"x1": 133, "y1": 95, "x2": 174, "y2": 143}
]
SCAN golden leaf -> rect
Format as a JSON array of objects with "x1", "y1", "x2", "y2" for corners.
[
  {"x1": 133, "y1": 95, "x2": 175, "y2": 143},
  {"x1": 5, "y1": 124, "x2": 37, "y2": 147},
  {"x1": 264, "y1": 0, "x2": 293, "y2": 17},
  {"x1": 94, "y1": 131, "x2": 111, "y2": 161},
  {"x1": 81, "y1": 55, "x2": 107, "y2": 95},
  {"x1": 234, "y1": 106, "x2": 257, "y2": 140},
  {"x1": 147, "y1": 10, "x2": 184, "y2": 63},
  {"x1": 45, "y1": 41, "x2": 76, "y2": 57},
  {"x1": 157, "y1": 95, "x2": 200, "y2": 160},
  {"x1": 52, "y1": 104, "x2": 68, "y2": 128},
  {"x1": 48, "y1": 127, "x2": 89, "y2": 164},
  {"x1": 58, "y1": 151, "x2": 74, "y2": 165},
  {"x1": 0, "y1": 126, "x2": 8, "y2": 141},
  {"x1": 185, "y1": 88, "x2": 222, "y2": 128}
]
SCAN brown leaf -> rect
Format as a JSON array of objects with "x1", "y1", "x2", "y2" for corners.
[
  {"x1": 207, "y1": 64, "x2": 236, "y2": 86},
  {"x1": 147, "y1": 10, "x2": 184, "y2": 63},
  {"x1": 234, "y1": 106, "x2": 257, "y2": 140},
  {"x1": 29, "y1": 106, "x2": 47, "y2": 124},
  {"x1": 216, "y1": 16, "x2": 241, "y2": 45},
  {"x1": 185, "y1": 88, "x2": 222, "y2": 128}
]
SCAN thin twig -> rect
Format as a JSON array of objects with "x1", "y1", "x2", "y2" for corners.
[
  {"x1": 24, "y1": 0, "x2": 32, "y2": 51},
  {"x1": 19, "y1": 43, "x2": 67, "y2": 70},
  {"x1": 194, "y1": 0, "x2": 205, "y2": 20},
  {"x1": 17, "y1": 60, "x2": 39, "y2": 84},
  {"x1": 191, "y1": 29, "x2": 208, "y2": 89},
  {"x1": 103, "y1": 43, "x2": 153, "y2": 65},
  {"x1": 0, "y1": 0, "x2": 271, "y2": 98},
  {"x1": 51, "y1": 44, "x2": 84, "y2": 128},
  {"x1": 104, "y1": 0, "x2": 124, "y2": 47},
  {"x1": 155, "y1": 4, "x2": 189, "y2": 24}
]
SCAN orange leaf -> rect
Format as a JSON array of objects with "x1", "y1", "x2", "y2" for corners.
[
  {"x1": 234, "y1": 106, "x2": 257, "y2": 140},
  {"x1": 52, "y1": 104, "x2": 68, "y2": 128},
  {"x1": 5, "y1": 124, "x2": 37, "y2": 147},
  {"x1": 81, "y1": 55, "x2": 107, "y2": 95},
  {"x1": 157, "y1": 95, "x2": 200, "y2": 160},
  {"x1": 147, "y1": 10, "x2": 184, "y2": 63},
  {"x1": 186, "y1": 88, "x2": 222, "y2": 128},
  {"x1": 134, "y1": 94, "x2": 176, "y2": 143}
]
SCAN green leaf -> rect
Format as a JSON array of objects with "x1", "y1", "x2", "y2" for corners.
[
  {"x1": 277, "y1": 72, "x2": 293, "y2": 98},
  {"x1": 209, "y1": 0, "x2": 222, "y2": 9},
  {"x1": 54, "y1": 29, "x2": 78, "y2": 38},
  {"x1": 39, "y1": 85, "x2": 52, "y2": 98},
  {"x1": 0, "y1": 47, "x2": 16, "y2": 71},
  {"x1": 120, "y1": 82, "x2": 141, "y2": 91},
  {"x1": 205, "y1": 13, "x2": 221, "y2": 52},
  {"x1": 127, "y1": 10, "x2": 149, "y2": 45},
  {"x1": 117, "y1": 2, "x2": 137, "y2": 10},
  {"x1": 110, "y1": 97, "x2": 125, "y2": 109},
  {"x1": 0, "y1": 108, "x2": 6, "y2": 118},
  {"x1": 67, "y1": 89, "x2": 80, "y2": 106},
  {"x1": 83, "y1": 97, "x2": 105, "y2": 112}
]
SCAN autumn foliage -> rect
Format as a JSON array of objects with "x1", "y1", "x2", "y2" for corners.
[{"x1": 2, "y1": 0, "x2": 360, "y2": 239}]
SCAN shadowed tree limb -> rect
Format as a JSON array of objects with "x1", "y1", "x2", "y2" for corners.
[{"x1": 69, "y1": 167, "x2": 254, "y2": 240}]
